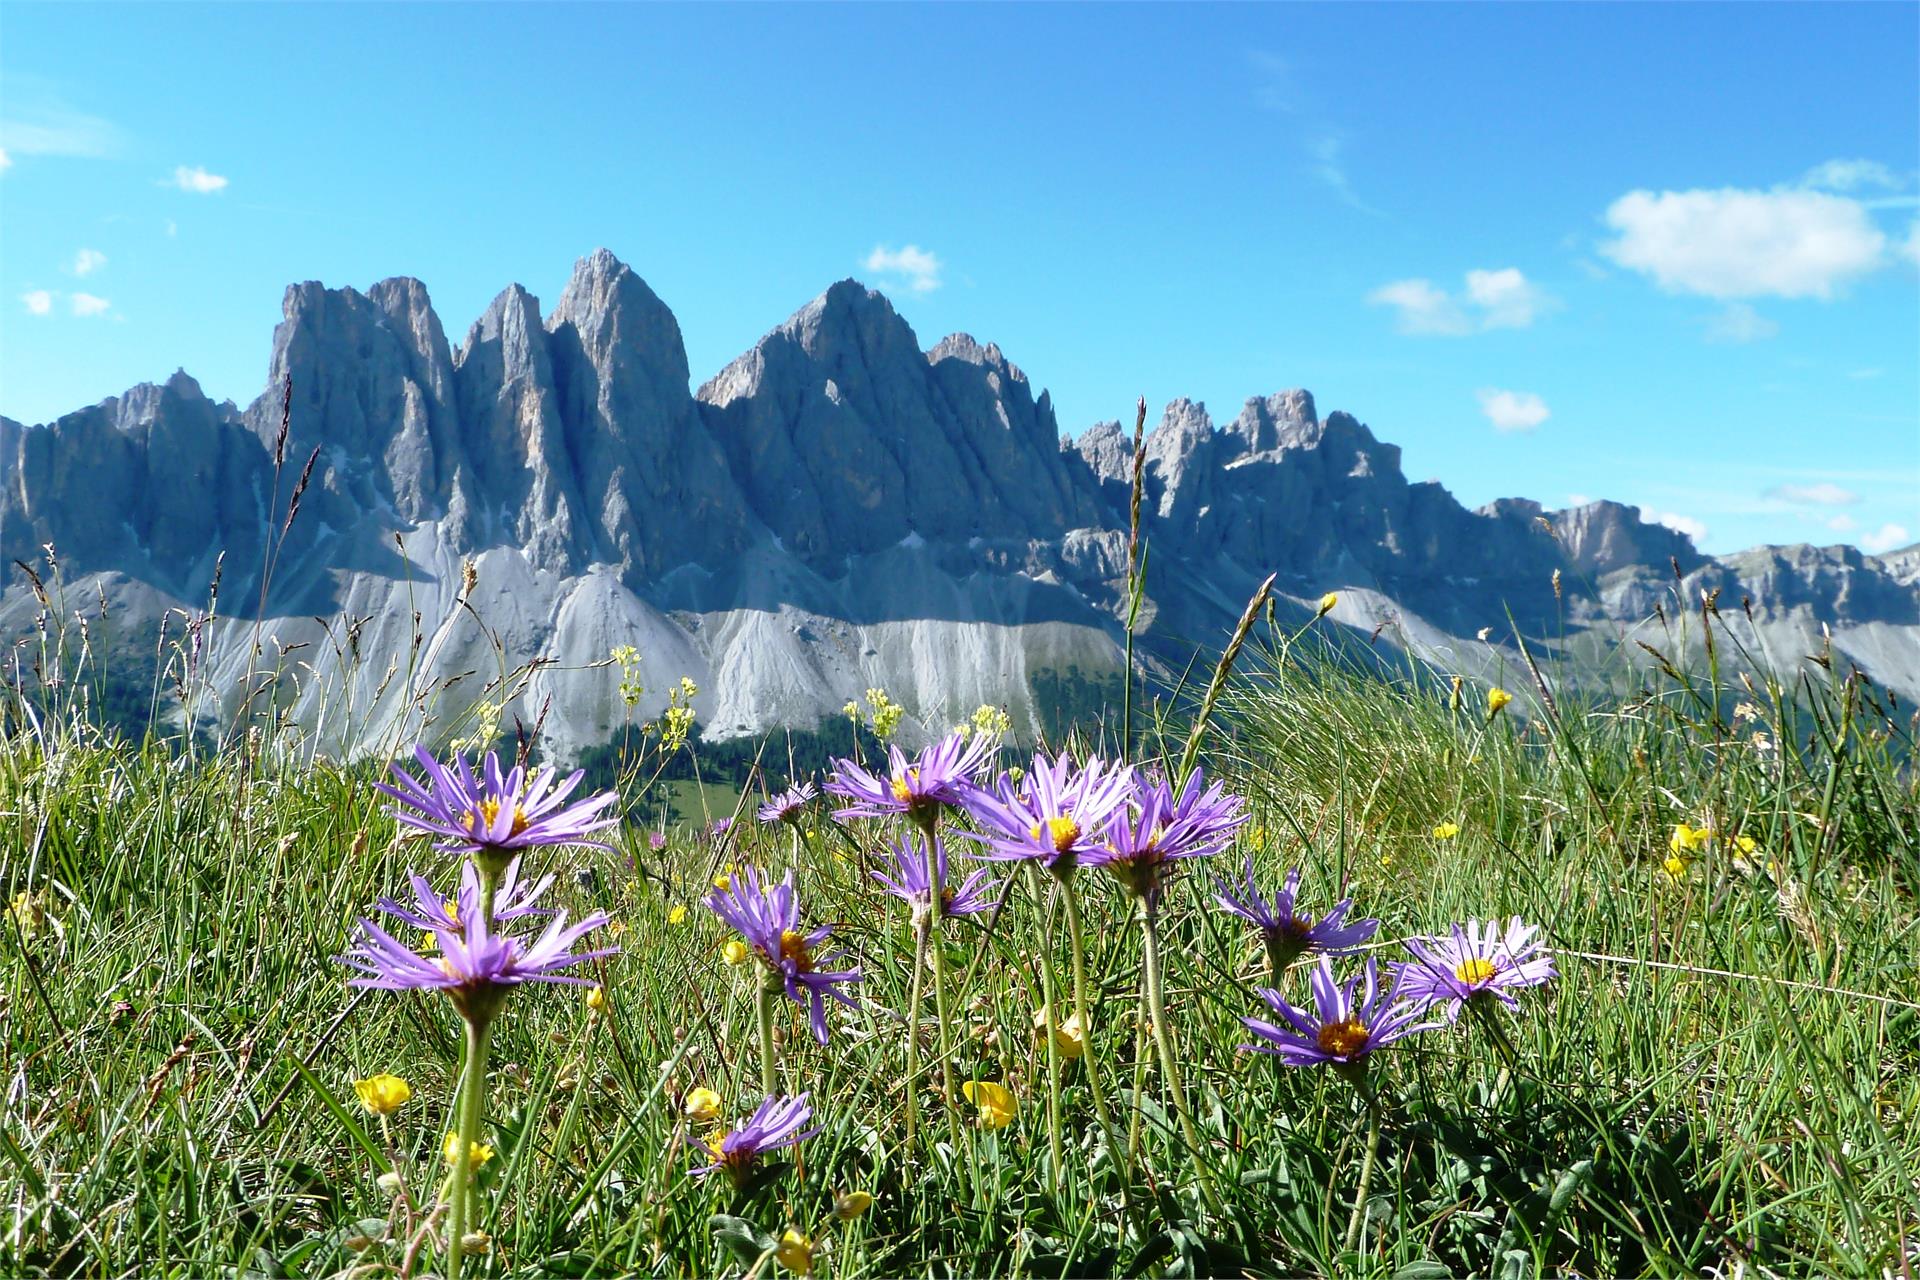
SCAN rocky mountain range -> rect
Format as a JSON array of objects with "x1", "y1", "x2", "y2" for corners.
[{"x1": 3, "y1": 248, "x2": 1915, "y2": 759}]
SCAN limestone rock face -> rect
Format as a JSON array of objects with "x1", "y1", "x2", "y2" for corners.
[{"x1": 4, "y1": 248, "x2": 1917, "y2": 759}]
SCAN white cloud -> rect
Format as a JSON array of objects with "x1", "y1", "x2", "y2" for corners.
[
  {"x1": 1600, "y1": 186, "x2": 1886, "y2": 299},
  {"x1": 864, "y1": 244, "x2": 942, "y2": 294},
  {"x1": 72, "y1": 248, "x2": 106, "y2": 277},
  {"x1": 1862, "y1": 523, "x2": 1912, "y2": 554},
  {"x1": 1476, "y1": 388, "x2": 1551, "y2": 433},
  {"x1": 167, "y1": 165, "x2": 229, "y2": 194},
  {"x1": 69, "y1": 292, "x2": 110, "y2": 317},
  {"x1": 165, "y1": 218, "x2": 178, "y2": 238},
  {"x1": 1703, "y1": 302, "x2": 1779, "y2": 343},
  {"x1": 1464, "y1": 268, "x2": 1552, "y2": 329},
  {"x1": 1369, "y1": 279, "x2": 1469, "y2": 335},
  {"x1": 0, "y1": 93, "x2": 123, "y2": 161},
  {"x1": 1800, "y1": 158, "x2": 1900, "y2": 193},
  {"x1": 1767, "y1": 482, "x2": 1858, "y2": 506},
  {"x1": 20, "y1": 290, "x2": 53, "y2": 316},
  {"x1": 1566, "y1": 493, "x2": 1593, "y2": 507},
  {"x1": 0, "y1": 148, "x2": 10, "y2": 172},
  {"x1": 1827, "y1": 514, "x2": 1856, "y2": 533},
  {"x1": 1645, "y1": 509, "x2": 1708, "y2": 543},
  {"x1": 1370, "y1": 268, "x2": 1552, "y2": 336},
  {"x1": 1902, "y1": 219, "x2": 1920, "y2": 268}
]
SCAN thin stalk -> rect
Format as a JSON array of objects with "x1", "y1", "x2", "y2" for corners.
[
  {"x1": 903, "y1": 917, "x2": 929, "y2": 1143},
  {"x1": 1028, "y1": 865, "x2": 1064, "y2": 1193},
  {"x1": 1059, "y1": 876, "x2": 1119, "y2": 1142},
  {"x1": 1141, "y1": 902, "x2": 1219, "y2": 1211},
  {"x1": 918, "y1": 824, "x2": 962, "y2": 1138},
  {"x1": 1342, "y1": 1098, "x2": 1382, "y2": 1254},
  {"x1": 446, "y1": 1016, "x2": 493, "y2": 1280},
  {"x1": 756, "y1": 976, "x2": 779, "y2": 1098}
]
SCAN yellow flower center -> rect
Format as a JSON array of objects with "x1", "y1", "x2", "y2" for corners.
[
  {"x1": 465, "y1": 798, "x2": 530, "y2": 839},
  {"x1": 1455, "y1": 958, "x2": 1498, "y2": 984},
  {"x1": 1027, "y1": 815, "x2": 1081, "y2": 854},
  {"x1": 779, "y1": 929, "x2": 816, "y2": 973},
  {"x1": 1316, "y1": 1017, "x2": 1371, "y2": 1058}
]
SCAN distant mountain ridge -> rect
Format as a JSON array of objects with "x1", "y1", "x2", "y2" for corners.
[{"x1": 3, "y1": 248, "x2": 1914, "y2": 757}]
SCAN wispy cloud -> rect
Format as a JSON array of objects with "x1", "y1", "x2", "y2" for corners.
[
  {"x1": 69, "y1": 292, "x2": 110, "y2": 317},
  {"x1": 167, "y1": 165, "x2": 229, "y2": 194},
  {"x1": 1765, "y1": 482, "x2": 1858, "y2": 506},
  {"x1": 864, "y1": 244, "x2": 942, "y2": 295},
  {"x1": 0, "y1": 148, "x2": 11, "y2": 173},
  {"x1": 1370, "y1": 268, "x2": 1554, "y2": 336},
  {"x1": 1249, "y1": 51, "x2": 1379, "y2": 214},
  {"x1": 0, "y1": 83, "x2": 124, "y2": 162},
  {"x1": 1476, "y1": 388, "x2": 1551, "y2": 433},
  {"x1": 20, "y1": 290, "x2": 53, "y2": 316},
  {"x1": 1703, "y1": 302, "x2": 1779, "y2": 343},
  {"x1": 1800, "y1": 158, "x2": 1903, "y2": 193},
  {"x1": 72, "y1": 248, "x2": 107, "y2": 278}
]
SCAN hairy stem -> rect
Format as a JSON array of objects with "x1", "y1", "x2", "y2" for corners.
[
  {"x1": 1343, "y1": 1098, "x2": 1382, "y2": 1254},
  {"x1": 446, "y1": 1015, "x2": 492, "y2": 1280},
  {"x1": 1061, "y1": 876, "x2": 1120, "y2": 1148},
  {"x1": 756, "y1": 975, "x2": 779, "y2": 1099},
  {"x1": 1141, "y1": 902, "x2": 1219, "y2": 1211}
]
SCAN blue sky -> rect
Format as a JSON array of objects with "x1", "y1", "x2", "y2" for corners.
[{"x1": 3, "y1": 3, "x2": 1916, "y2": 555}]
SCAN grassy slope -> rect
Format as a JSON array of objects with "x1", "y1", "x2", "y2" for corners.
[{"x1": 1, "y1": 619, "x2": 1916, "y2": 1277}]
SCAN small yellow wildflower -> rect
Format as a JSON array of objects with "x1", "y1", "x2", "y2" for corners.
[
  {"x1": 1487, "y1": 687, "x2": 1514, "y2": 717},
  {"x1": 352, "y1": 1073, "x2": 412, "y2": 1116},
  {"x1": 6, "y1": 889, "x2": 57, "y2": 942},
  {"x1": 1317, "y1": 591, "x2": 1339, "y2": 617},
  {"x1": 1431, "y1": 822, "x2": 1461, "y2": 840},
  {"x1": 1735, "y1": 834, "x2": 1758, "y2": 854},
  {"x1": 712, "y1": 863, "x2": 737, "y2": 891},
  {"x1": 1033, "y1": 1005, "x2": 1086, "y2": 1060},
  {"x1": 586, "y1": 985, "x2": 608, "y2": 1013},
  {"x1": 668, "y1": 904, "x2": 688, "y2": 925},
  {"x1": 775, "y1": 1227, "x2": 814, "y2": 1275},
  {"x1": 683, "y1": 1087, "x2": 723, "y2": 1122},
  {"x1": 721, "y1": 938, "x2": 750, "y2": 966},
  {"x1": 443, "y1": 1133, "x2": 494, "y2": 1168},
  {"x1": 606, "y1": 919, "x2": 629, "y2": 939},
  {"x1": 834, "y1": 1189, "x2": 875, "y2": 1220},
  {"x1": 1660, "y1": 855, "x2": 1689, "y2": 884},
  {"x1": 962, "y1": 1080, "x2": 1017, "y2": 1129},
  {"x1": 1669, "y1": 823, "x2": 1712, "y2": 854}
]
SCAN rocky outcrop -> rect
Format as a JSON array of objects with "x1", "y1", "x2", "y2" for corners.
[{"x1": 3, "y1": 248, "x2": 1917, "y2": 759}]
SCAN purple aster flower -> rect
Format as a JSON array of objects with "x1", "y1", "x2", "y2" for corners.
[
  {"x1": 1242, "y1": 957, "x2": 1435, "y2": 1074},
  {"x1": 757, "y1": 781, "x2": 817, "y2": 826},
  {"x1": 373, "y1": 855, "x2": 555, "y2": 933},
  {"x1": 1085, "y1": 767, "x2": 1247, "y2": 901},
  {"x1": 709, "y1": 816, "x2": 734, "y2": 840},
  {"x1": 963, "y1": 752, "x2": 1135, "y2": 874},
  {"x1": 703, "y1": 866, "x2": 861, "y2": 1043},
  {"x1": 690, "y1": 1093, "x2": 820, "y2": 1184},
  {"x1": 1215, "y1": 859, "x2": 1379, "y2": 970},
  {"x1": 1393, "y1": 917, "x2": 1556, "y2": 1020},
  {"x1": 339, "y1": 862, "x2": 615, "y2": 1024},
  {"x1": 377, "y1": 746, "x2": 619, "y2": 864},
  {"x1": 647, "y1": 831, "x2": 668, "y2": 852},
  {"x1": 825, "y1": 730, "x2": 996, "y2": 829},
  {"x1": 871, "y1": 832, "x2": 1002, "y2": 924}
]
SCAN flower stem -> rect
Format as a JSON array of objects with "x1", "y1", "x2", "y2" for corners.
[
  {"x1": 918, "y1": 825, "x2": 961, "y2": 1139},
  {"x1": 1060, "y1": 876, "x2": 1120, "y2": 1149},
  {"x1": 756, "y1": 975, "x2": 780, "y2": 1098},
  {"x1": 446, "y1": 1015, "x2": 492, "y2": 1280},
  {"x1": 1342, "y1": 1098, "x2": 1382, "y2": 1254},
  {"x1": 1141, "y1": 902, "x2": 1219, "y2": 1211},
  {"x1": 903, "y1": 917, "x2": 929, "y2": 1143},
  {"x1": 1028, "y1": 865, "x2": 1064, "y2": 1194}
]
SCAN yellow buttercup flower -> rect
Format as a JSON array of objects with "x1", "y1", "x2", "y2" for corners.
[
  {"x1": 834, "y1": 1189, "x2": 875, "y2": 1220},
  {"x1": 667, "y1": 904, "x2": 688, "y2": 924},
  {"x1": 1735, "y1": 834, "x2": 1758, "y2": 854},
  {"x1": 1660, "y1": 855, "x2": 1689, "y2": 884},
  {"x1": 352, "y1": 1073, "x2": 412, "y2": 1116},
  {"x1": 683, "y1": 1086, "x2": 723, "y2": 1122},
  {"x1": 1487, "y1": 687, "x2": 1514, "y2": 717},
  {"x1": 721, "y1": 938, "x2": 750, "y2": 966},
  {"x1": 962, "y1": 1080, "x2": 1017, "y2": 1129},
  {"x1": 1033, "y1": 1005, "x2": 1086, "y2": 1060},
  {"x1": 1431, "y1": 822, "x2": 1461, "y2": 840},
  {"x1": 586, "y1": 985, "x2": 608, "y2": 1013},
  {"x1": 443, "y1": 1133, "x2": 494, "y2": 1168},
  {"x1": 775, "y1": 1228, "x2": 814, "y2": 1275},
  {"x1": 1317, "y1": 591, "x2": 1339, "y2": 617},
  {"x1": 1670, "y1": 823, "x2": 1712, "y2": 854}
]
